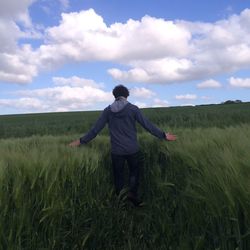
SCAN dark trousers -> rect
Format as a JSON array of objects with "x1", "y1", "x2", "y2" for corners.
[{"x1": 111, "y1": 151, "x2": 142, "y2": 197}]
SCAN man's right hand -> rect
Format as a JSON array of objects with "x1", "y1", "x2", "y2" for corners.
[
  {"x1": 165, "y1": 132, "x2": 177, "y2": 141},
  {"x1": 69, "y1": 139, "x2": 81, "y2": 147}
]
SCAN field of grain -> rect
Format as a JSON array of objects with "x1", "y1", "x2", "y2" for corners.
[{"x1": 0, "y1": 103, "x2": 250, "y2": 249}]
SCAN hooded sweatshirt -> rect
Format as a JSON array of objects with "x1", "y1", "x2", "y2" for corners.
[{"x1": 80, "y1": 97, "x2": 165, "y2": 155}]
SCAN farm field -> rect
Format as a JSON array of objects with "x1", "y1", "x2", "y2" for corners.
[{"x1": 0, "y1": 103, "x2": 250, "y2": 249}]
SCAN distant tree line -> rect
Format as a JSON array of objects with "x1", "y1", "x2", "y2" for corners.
[{"x1": 221, "y1": 100, "x2": 242, "y2": 104}]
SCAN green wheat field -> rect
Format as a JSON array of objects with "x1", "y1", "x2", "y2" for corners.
[{"x1": 0, "y1": 103, "x2": 250, "y2": 249}]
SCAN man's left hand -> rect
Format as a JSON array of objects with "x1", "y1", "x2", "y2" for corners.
[{"x1": 165, "y1": 133, "x2": 177, "y2": 141}]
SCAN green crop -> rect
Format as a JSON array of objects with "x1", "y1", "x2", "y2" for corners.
[
  {"x1": 0, "y1": 104, "x2": 250, "y2": 249},
  {"x1": 1, "y1": 102, "x2": 250, "y2": 139}
]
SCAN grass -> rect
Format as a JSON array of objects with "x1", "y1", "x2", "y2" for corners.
[
  {"x1": 1, "y1": 102, "x2": 250, "y2": 139},
  {"x1": 0, "y1": 122, "x2": 250, "y2": 249}
]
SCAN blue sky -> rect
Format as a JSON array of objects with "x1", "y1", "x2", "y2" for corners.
[{"x1": 0, "y1": 0, "x2": 250, "y2": 114}]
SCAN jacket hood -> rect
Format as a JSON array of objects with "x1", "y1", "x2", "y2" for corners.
[{"x1": 110, "y1": 96, "x2": 128, "y2": 113}]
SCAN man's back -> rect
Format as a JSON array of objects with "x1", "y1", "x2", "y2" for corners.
[
  {"x1": 107, "y1": 102, "x2": 140, "y2": 155},
  {"x1": 80, "y1": 97, "x2": 165, "y2": 155}
]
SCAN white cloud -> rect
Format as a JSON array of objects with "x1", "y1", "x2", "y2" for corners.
[
  {"x1": 181, "y1": 103, "x2": 195, "y2": 106},
  {"x1": 0, "y1": 44, "x2": 38, "y2": 84},
  {"x1": 0, "y1": 19, "x2": 21, "y2": 53},
  {"x1": 2, "y1": 7, "x2": 250, "y2": 85},
  {"x1": 134, "y1": 101, "x2": 148, "y2": 108},
  {"x1": 108, "y1": 58, "x2": 193, "y2": 84},
  {"x1": 0, "y1": 76, "x2": 113, "y2": 113},
  {"x1": 108, "y1": 9, "x2": 250, "y2": 84},
  {"x1": 0, "y1": 0, "x2": 42, "y2": 84},
  {"x1": 153, "y1": 98, "x2": 169, "y2": 107},
  {"x1": 0, "y1": 97, "x2": 45, "y2": 110},
  {"x1": 52, "y1": 76, "x2": 104, "y2": 88},
  {"x1": 175, "y1": 94, "x2": 197, "y2": 100},
  {"x1": 130, "y1": 87, "x2": 156, "y2": 98},
  {"x1": 197, "y1": 79, "x2": 222, "y2": 89},
  {"x1": 229, "y1": 77, "x2": 250, "y2": 88},
  {"x1": 0, "y1": 0, "x2": 35, "y2": 20},
  {"x1": 38, "y1": 9, "x2": 191, "y2": 70},
  {"x1": 16, "y1": 85, "x2": 113, "y2": 111},
  {"x1": 133, "y1": 95, "x2": 169, "y2": 108}
]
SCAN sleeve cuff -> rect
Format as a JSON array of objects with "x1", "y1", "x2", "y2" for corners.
[
  {"x1": 163, "y1": 132, "x2": 166, "y2": 139},
  {"x1": 79, "y1": 138, "x2": 85, "y2": 144}
]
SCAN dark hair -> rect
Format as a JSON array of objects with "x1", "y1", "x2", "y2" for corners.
[{"x1": 112, "y1": 85, "x2": 129, "y2": 98}]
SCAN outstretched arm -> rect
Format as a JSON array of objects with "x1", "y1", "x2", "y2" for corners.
[
  {"x1": 69, "y1": 108, "x2": 108, "y2": 147},
  {"x1": 135, "y1": 108, "x2": 176, "y2": 141}
]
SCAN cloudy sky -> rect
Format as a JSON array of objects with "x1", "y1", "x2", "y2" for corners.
[{"x1": 0, "y1": 0, "x2": 250, "y2": 114}]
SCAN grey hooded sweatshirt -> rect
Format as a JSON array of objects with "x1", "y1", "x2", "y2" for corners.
[{"x1": 80, "y1": 97, "x2": 165, "y2": 155}]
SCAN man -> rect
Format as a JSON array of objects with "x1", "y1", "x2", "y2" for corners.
[{"x1": 69, "y1": 85, "x2": 176, "y2": 206}]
